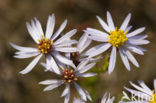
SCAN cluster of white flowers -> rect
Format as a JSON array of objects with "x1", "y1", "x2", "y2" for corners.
[{"x1": 10, "y1": 11, "x2": 153, "y2": 103}]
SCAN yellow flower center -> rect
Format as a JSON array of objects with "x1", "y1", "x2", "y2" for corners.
[
  {"x1": 38, "y1": 35, "x2": 53, "y2": 54},
  {"x1": 62, "y1": 69, "x2": 78, "y2": 83},
  {"x1": 108, "y1": 27, "x2": 128, "y2": 47},
  {"x1": 149, "y1": 91, "x2": 156, "y2": 103}
]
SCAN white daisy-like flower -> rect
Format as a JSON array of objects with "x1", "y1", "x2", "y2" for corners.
[
  {"x1": 84, "y1": 11, "x2": 150, "y2": 74},
  {"x1": 10, "y1": 14, "x2": 78, "y2": 74},
  {"x1": 39, "y1": 60, "x2": 96, "y2": 103},
  {"x1": 120, "y1": 79, "x2": 156, "y2": 103},
  {"x1": 101, "y1": 93, "x2": 115, "y2": 103}
]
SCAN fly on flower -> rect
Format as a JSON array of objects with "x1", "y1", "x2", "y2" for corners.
[
  {"x1": 10, "y1": 14, "x2": 78, "y2": 74},
  {"x1": 84, "y1": 11, "x2": 150, "y2": 74},
  {"x1": 120, "y1": 79, "x2": 156, "y2": 103},
  {"x1": 39, "y1": 60, "x2": 96, "y2": 103}
]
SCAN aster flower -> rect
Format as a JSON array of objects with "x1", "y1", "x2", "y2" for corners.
[
  {"x1": 39, "y1": 60, "x2": 96, "y2": 103},
  {"x1": 84, "y1": 11, "x2": 149, "y2": 74},
  {"x1": 10, "y1": 14, "x2": 78, "y2": 74},
  {"x1": 101, "y1": 93, "x2": 115, "y2": 103},
  {"x1": 120, "y1": 79, "x2": 156, "y2": 103}
]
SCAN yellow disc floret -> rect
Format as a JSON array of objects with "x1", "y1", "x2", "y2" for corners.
[
  {"x1": 38, "y1": 35, "x2": 53, "y2": 54},
  {"x1": 108, "y1": 27, "x2": 128, "y2": 47},
  {"x1": 149, "y1": 90, "x2": 156, "y2": 103}
]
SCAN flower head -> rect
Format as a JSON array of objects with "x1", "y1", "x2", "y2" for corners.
[
  {"x1": 39, "y1": 60, "x2": 96, "y2": 103},
  {"x1": 10, "y1": 14, "x2": 78, "y2": 74},
  {"x1": 84, "y1": 11, "x2": 150, "y2": 74},
  {"x1": 120, "y1": 79, "x2": 156, "y2": 103}
]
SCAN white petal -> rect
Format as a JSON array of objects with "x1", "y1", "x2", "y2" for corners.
[
  {"x1": 77, "y1": 33, "x2": 92, "y2": 53},
  {"x1": 47, "y1": 56, "x2": 61, "y2": 75},
  {"x1": 61, "y1": 83, "x2": 70, "y2": 97},
  {"x1": 125, "y1": 50, "x2": 139, "y2": 67},
  {"x1": 88, "y1": 35, "x2": 107, "y2": 42},
  {"x1": 43, "y1": 81, "x2": 64, "y2": 91},
  {"x1": 101, "y1": 93, "x2": 107, "y2": 103},
  {"x1": 107, "y1": 11, "x2": 115, "y2": 31},
  {"x1": 73, "y1": 98, "x2": 85, "y2": 103},
  {"x1": 55, "y1": 47, "x2": 78, "y2": 53},
  {"x1": 119, "y1": 48, "x2": 130, "y2": 71},
  {"x1": 52, "y1": 51, "x2": 76, "y2": 69},
  {"x1": 40, "y1": 62, "x2": 54, "y2": 72},
  {"x1": 54, "y1": 40, "x2": 77, "y2": 47},
  {"x1": 77, "y1": 60, "x2": 89, "y2": 71},
  {"x1": 125, "y1": 44, "x2": 144, "y2": 55},
  {"x1": 45, "y1": 14, "x2": 55, "y2": 39},
  {"x1": 154, "y1": 79, "x2": 156, "y2": 93},
  {"x1": 34, "y1": 18, "x2": 44, "y2": 38},
  {"x1": 54, "y1": 29, "x2": 77, "y2": 45},
  {"x1": 83, "y1": 44, "x2": 106, "y2": 56},
  {"x1": 46, "y1": 55, "x2": 53, "y2": 70},
  {"x1": 126, "y1": 25, "x2": 133, "y2": 32},
  {"x1": 39, "y1": 79, "x2": 62, "y2": 85},
  {"x1": 79, "y1": 38, "x2": 92, "y2": 53},
  {"x1": 77, "y1": 73, "x2": 97, "y2": 77},
  {"x1": 19, "y1": 54, "x2": 42, "y2": 74},
  {"x1": 89, "y1": 43, "x2": 111, "y2": 58},
  {"x1": 85, "y1": 28, "x2": 109, "y2": 38},
  {"x1": 83, "y1": 89, "x2": 92, "y2": 101},
  {"x1": 127, "y1": 39, "x2": 150, "y2": 45},
  {"x1": 74, "y1": 82, "x2": 87, "y2": 101},
  {"x1": 96, "y1": 16, "x2": 110, "y2": 33},
  {"x1": 14, "y1": 52, "x2": 40, "y2": 59},
  {"x1": 26, "y1": 22, "x2": 39, "y2": 43},
  {"x1": 127, "y1": 27, "x2": 145, "y2": 38},
  {"x1": 79, "y1": 63, "x2": 96, "y2": 73},
  {"x1": 129, "y1": 81, "x2": 150, "y2": 95},
  {"x1": 10, "y1": 43, "x2": 38, "y2": 52},
  {"x1": 108, "y1": 46, "x2": 116, "y2": 74},
  {"x1": 138, "y1": 80, "x2": 152, "y2": 95},
  {"x1": 77, "y1": 33, "x2": 88, "y2": 50},
  {"x1": 129, "y1": 34, "x2": 148, "y2": 40},
  {"x1": 124, "y1": 87, "x2": 150, "y2": 99},
  {"x1": 120, "y1": 13, "x2": 131, "y2": 31},
  {"x1": 64, "y1": 93, "x2": 70, "y2": 103},
  {"x1": 30, "y1": 19, "x2": 42, "y2": 40},
  {"x1": 51, "y1": 19, "x2": 67, "y2": 41}
]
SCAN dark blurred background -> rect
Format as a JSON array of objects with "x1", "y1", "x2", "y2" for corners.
[{"x1": 0, "y1": 0, "x2": 156, "y2": 103}]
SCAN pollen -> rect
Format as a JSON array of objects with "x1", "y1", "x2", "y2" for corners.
[
  {"x1": 38, "y1": 35, "x2": 53, "y2": 54},
  {"x1": 62, "y1": 69, "x2": 78, "y2": 83},
  {"x1": 107, "y1": 27, "x2": 128, "y2": 47},
  {"x1": 149, "y1": 90, "x2": 156, "y2": 103}
]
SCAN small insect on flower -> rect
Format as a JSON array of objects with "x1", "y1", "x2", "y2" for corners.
[
  {"x1": 84, "y1": 11, "x2": 150, "y2": 74},
  {"x1": 66, "y1": 33, "x2": 100, "y2": 66},
  {"x1": 10, "y1": 14, "x2": 78, "y2": 74},
  {"x1": 39, "y1": 60, "x2": 96, "y2": 103},
  {"x1": 120, "y1": 79, "x2": 156, "y2": 103}
]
